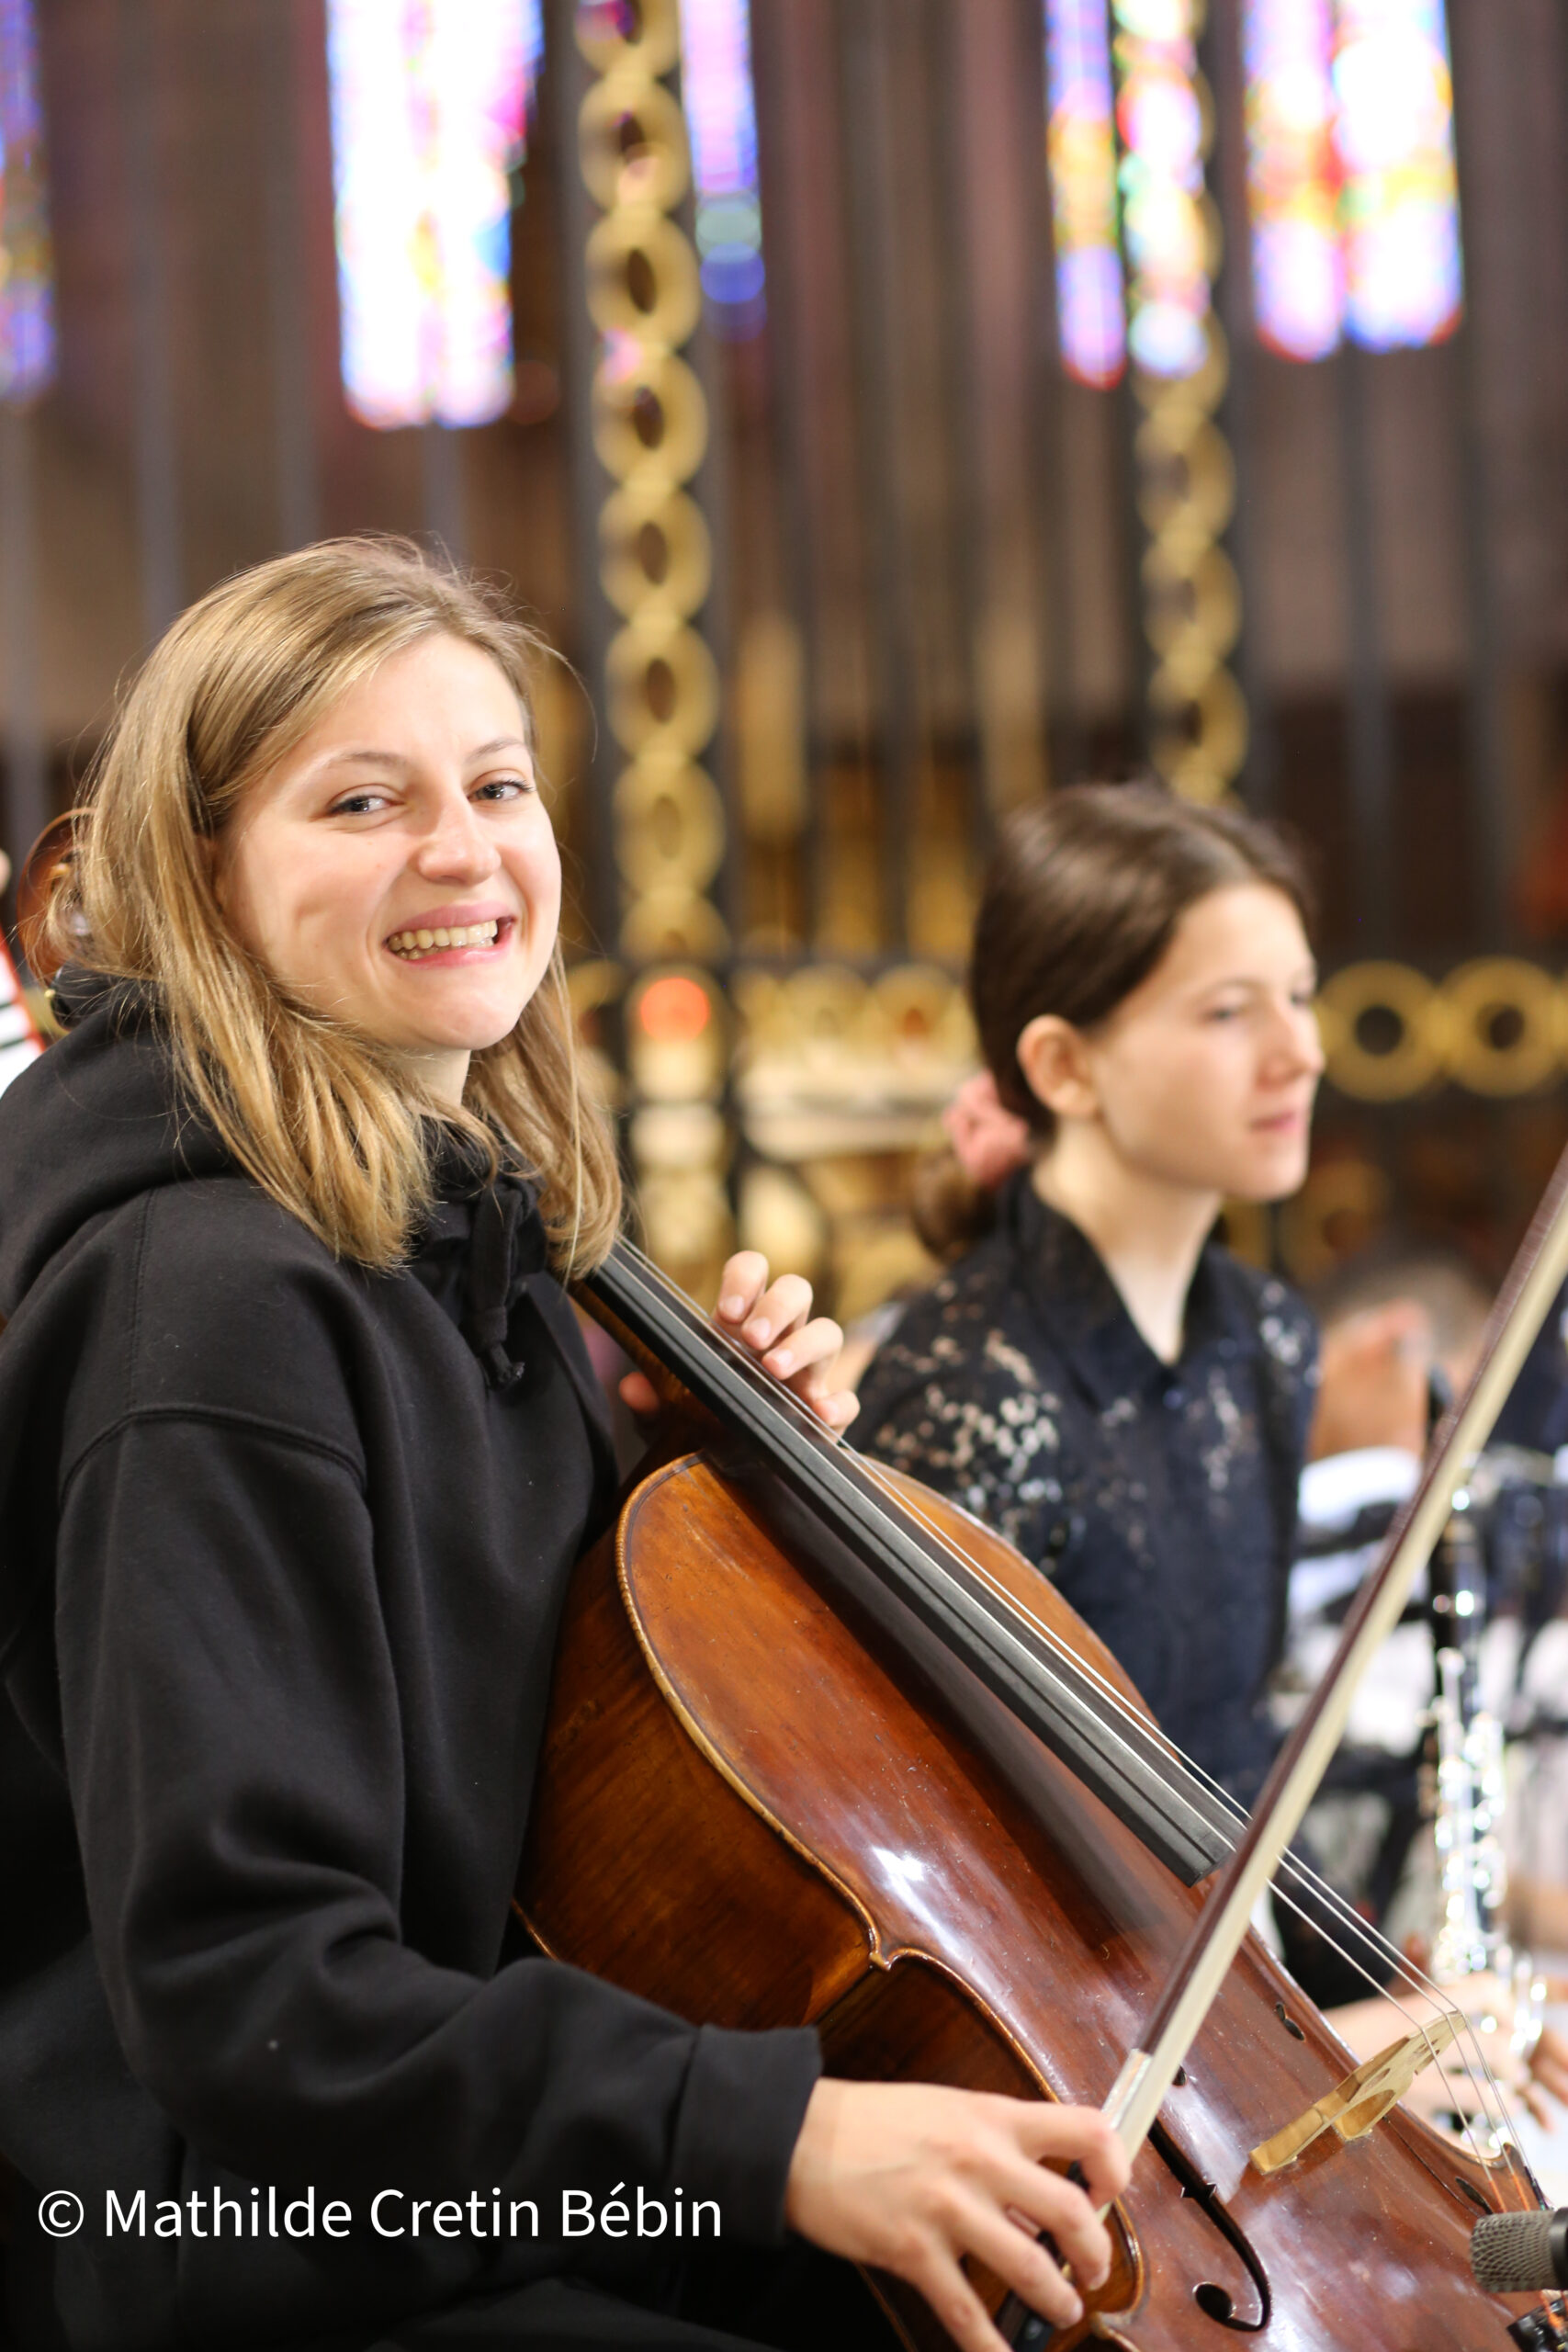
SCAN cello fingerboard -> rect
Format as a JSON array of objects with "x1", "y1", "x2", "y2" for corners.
[{"x1": 581, "y1": 1238, "x2": 1236, "y2": 1886}]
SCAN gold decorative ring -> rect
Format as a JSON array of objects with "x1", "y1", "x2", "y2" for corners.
[
  {"x1": 578, "y1": 71, "x2": 690, "y2": 213},
  {"x1": 600, "y1": 481, "x2": 712, "y2": 620},
  {"x1": 1135, "y1": 418, "x2": 1236, "y2": 542},
  {"x1": 575, "y1": 0, "x2": 682, "y2": 79},
  {"x1": 586, "y1": 207, "x2": 702, "y2": 349},
  {"x1": 613, "y1": 753, "x2": 726, "y2": 892},
  {"x1": 1318, "y1": 962, "x2": 1446, "y2": 1101},
  {"x1": 1142, "y1": 541, "x2": 1241, "y2": 663},
  {"x1": 1149, "y1": 667, "x2": 1248, "y2": 803},
  {"x1": 1440, "y1": 958, "x2": 1563, "y2": 1096},
  {"x1": 592, "y1": 347, "x2": 708, "y2": 486},
  {"x1": 605, "y1": 616, "x2": 720, "y2": 758}
]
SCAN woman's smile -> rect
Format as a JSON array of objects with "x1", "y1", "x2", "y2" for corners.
[{"x1": 384, "y1": 905, "x2": 513, "y2": 962}]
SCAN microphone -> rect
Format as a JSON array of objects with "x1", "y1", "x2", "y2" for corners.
[{"x1": 1471, "y1": 2207, "x2": 1568, "y2": 2293}]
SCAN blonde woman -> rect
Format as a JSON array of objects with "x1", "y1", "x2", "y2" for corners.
[{"x1": 0, "y1": 542, "x2": 1123, "y2": 2352}]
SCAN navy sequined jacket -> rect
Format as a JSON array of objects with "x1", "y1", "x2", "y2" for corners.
[{"x1": 854, "y1": 1174, "x2": 1319, "y2": 1804}]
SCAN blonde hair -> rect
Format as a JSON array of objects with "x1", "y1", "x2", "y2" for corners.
[{"x1": 39, "y1": 537, "x2": 622, "y2": 1274}]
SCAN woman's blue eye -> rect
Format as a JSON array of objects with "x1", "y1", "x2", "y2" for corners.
[
  {"x1": 331, "y1": 791, "x2": 389, "y2": 816},
  {"x1": 474, "y1": 775, "x2": 533, "y2": 801}
]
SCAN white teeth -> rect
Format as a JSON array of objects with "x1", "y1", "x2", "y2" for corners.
[{"x1": 387, "y1": 919, "x2": 502, "y2": 959}]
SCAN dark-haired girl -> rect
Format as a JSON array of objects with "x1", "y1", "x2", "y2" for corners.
[
  {"x1": 855, "y1": 784, "x2": 1323, "y2": 1817},
  {"x1": 853, "y1": 785, "x2": 1568, "y2": 2077}
]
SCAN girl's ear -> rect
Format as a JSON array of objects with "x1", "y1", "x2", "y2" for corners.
[{"x1": 1016, "y1": 1014, "x2": 1100, "y2": 1123}]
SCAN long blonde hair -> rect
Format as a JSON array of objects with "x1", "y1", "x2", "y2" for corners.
[{"x1": 39, "y1": 537, "x2": 622, "y2": 1273}]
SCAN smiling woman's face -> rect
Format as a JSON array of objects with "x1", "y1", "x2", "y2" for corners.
[{"x1": 214, "y1": 632, "x2": 560, "y2": 1104}]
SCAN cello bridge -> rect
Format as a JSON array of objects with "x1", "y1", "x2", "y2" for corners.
[{"x1": 1249, "y1": 2015, "x2": 1461, "y2": 2175}]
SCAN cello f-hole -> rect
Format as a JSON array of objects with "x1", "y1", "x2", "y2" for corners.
[{"x1": 1154, "y1": 2123, "x2": 1271, "y2": 2334}]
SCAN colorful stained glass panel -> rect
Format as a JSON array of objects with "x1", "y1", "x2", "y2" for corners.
[
  {"x1": 1113, "y1": 0, "x2": 1212, "y2": 379},
  {"x1": 326, "y1": 0, "x2": 538, "y2": 429},
  {"x1": 0, "y1": 0, "x2": 54, "y2": 403},
  {"x1": 1043, "y1": 0, "x2": 1126, "y2": 388},
  {"x1": 1334, "y1": 0, "x2": 1461, "y2": 350},
  {"x1": 1241, "y1": 0, "x2": 1341, "y2": 360},
  {"x1": 680, "y1": 0, "x2": 766, "y2": 339}
]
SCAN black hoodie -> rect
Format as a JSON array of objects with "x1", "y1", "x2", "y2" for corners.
[{"x1": 0, "y1": 974, "x2": 820, "y2": 2352}]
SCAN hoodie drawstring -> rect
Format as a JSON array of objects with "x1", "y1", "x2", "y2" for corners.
[{"x1": 461, "y1": 1182, "x2": 530, "y2": 1390}]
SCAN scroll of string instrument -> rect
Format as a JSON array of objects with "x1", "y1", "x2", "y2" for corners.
[{"x1": 524, "y1": 1193, "x2": 1568, "y2": 2352}]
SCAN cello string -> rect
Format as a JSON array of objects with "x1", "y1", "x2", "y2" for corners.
[
  {"x1": 1261, "y1": 1876, "x2": 1529, "y2": 2180},
  {"x1": 614, "y1": 1245, "x2": 1537, "y2": 2169}
]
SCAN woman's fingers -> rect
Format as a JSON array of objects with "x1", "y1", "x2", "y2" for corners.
[
  {"x1": 941, "y1": 2189, "x2": 1089, "y2": 2332},
  {"x1": 742, "y1": 1272, "x2": 815, "y2": 1349},
  {"x1": 907, "y1": 2215, "x2": 1081, "y2": 2352},
  {"x1": 763, "y1": 1316, "x2": 855, "y2": 1400},
  {"x1": 715, "y1": 1251, "x2": 772, "y2": 1328},
  {"x1": 759, "y1": 1311, "x2": 840, "y2": 1374},
  {"x1": 713, "y1": 1257, "x2": 821, "y2": 1363},
  {"x1": 1521, "y1": 2082, "x2": 1552, "y2": 2131},
  {"x1": 772, "y1": 1324, "x2": 859, "y2": 1428},
  {"x1": 708, "y1": 1256, "x2": 859, "y2": 1429},
  {"x1": 905, "y1": 2248, "x2": 1039, "y2": 2352},
  {"x1": 983, "y1": 2153, "x2": 1113, "y2": 2291},
  {"x1": 784, "y1": 2080, "x2": 1126, "y2": 2351},
  {"x1": 1014, "y1": 2102, "x2": 1128, "y2": 2217},
  {"x1": 617, "y1": 1370, "x2": 660, "y2": 1418}
]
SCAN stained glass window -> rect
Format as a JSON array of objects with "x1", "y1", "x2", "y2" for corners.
[
  {"x1": 1241, "y1": 0, "x2": 1341, "y2": 360},
  {"x1": 1112, "y1": 0, "x2": 1213, "y2": 379},
  {"x1": 1240, "y1": 0, "x2": 1460, "y2": 357},
  {"x1": 680, "y1": 0, "x2": 765, "y2": 340},
  {"x1": 1334, "y1": 0, "x2": 1461, "y2": 350},
  {"x1": 1043, "y1": 0, "x2": 1125, "y2": 388},
  {"x1": 326, "y1": 0, "x2": 541, "y2": 429},
  {"x1": 0, "y1": 0, "x2": 54, "y2": 403}
]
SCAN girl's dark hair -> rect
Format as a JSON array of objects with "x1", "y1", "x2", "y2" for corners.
[{"x1": 915, "y1": 783, "x2": 1314, "y2": 1259}]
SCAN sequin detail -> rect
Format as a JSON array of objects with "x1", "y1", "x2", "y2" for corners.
[{"x1": 854, "y1": 1177, "x2": 1318, "y2": 1793}]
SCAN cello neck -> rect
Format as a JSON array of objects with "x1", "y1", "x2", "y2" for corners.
[{"x1": 579, "y1": 1238, "x2": 1235, "y2": 1886}]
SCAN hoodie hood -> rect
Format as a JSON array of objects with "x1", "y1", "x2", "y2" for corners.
[
  {"x1": 0, "y1": 967, "x2": 542, "y2": 1393},
  {"x1": 0, "y1": 967, "x2": 231, "y2": 1317},
  {"x1": 0, "y1": 961, "x2": 617, "y2": 1667}
]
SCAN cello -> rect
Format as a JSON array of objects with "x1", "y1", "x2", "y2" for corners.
[
  {"x1": 517, "y1": 1163, "x2": 1568, "y2": 2349},
  {"x1": 16, "y1": 816, "x2": 1554, "y2": 2345}
]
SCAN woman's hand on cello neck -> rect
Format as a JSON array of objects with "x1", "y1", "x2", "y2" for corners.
[
  {"x1": 784, "y1": 2078, "x2": 1129, "y2": 2351},
  {"x1": 619, "y1": 1250, "x2": 863, "y2": 1432}
]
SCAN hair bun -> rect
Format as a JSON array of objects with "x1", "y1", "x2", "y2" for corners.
[{"x1": 911, "y1": 1144, "x2": 1001, "y2": 1261}]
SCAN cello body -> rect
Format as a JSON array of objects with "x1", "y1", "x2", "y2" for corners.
[{"x1": 519, "y1": 1448, "x2": 1536, "y2": 2349}]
